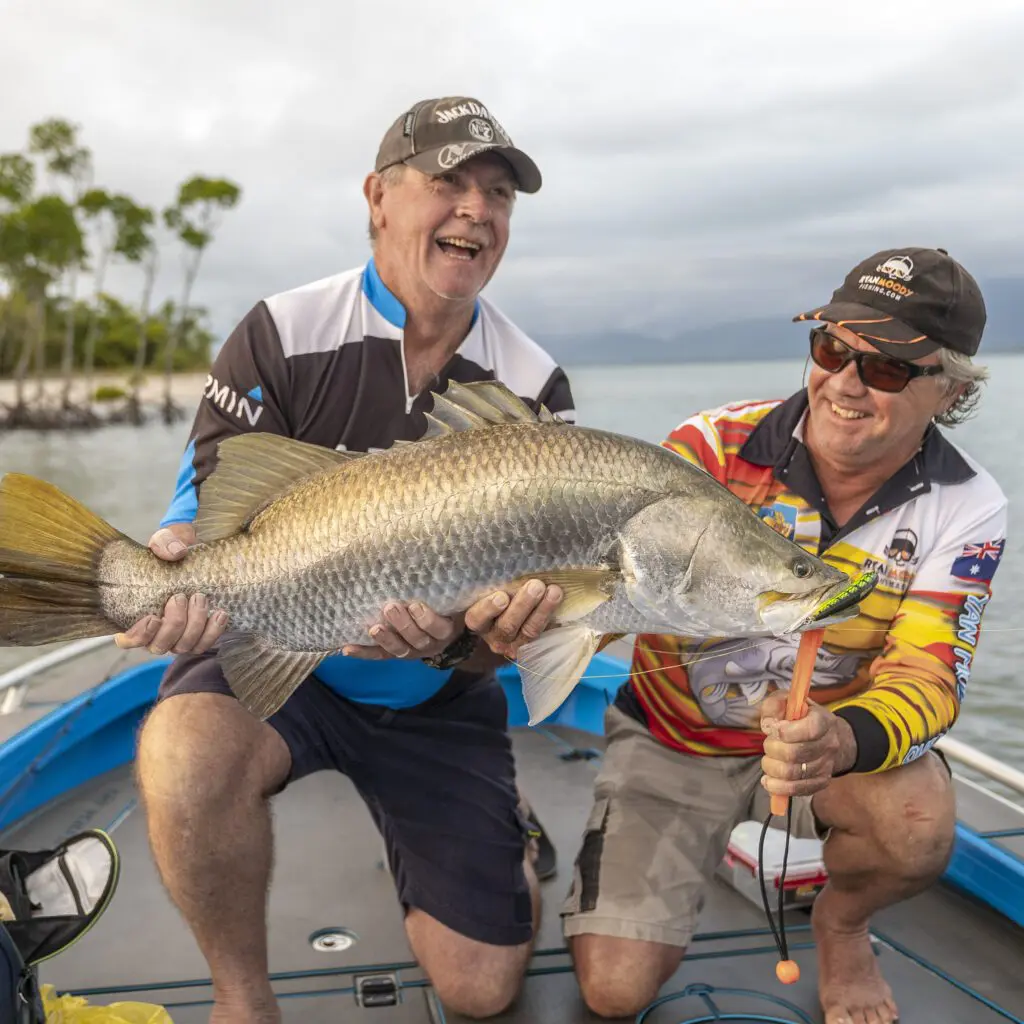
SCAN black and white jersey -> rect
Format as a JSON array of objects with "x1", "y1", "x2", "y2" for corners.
[{"x1": 162, "y1": 258, "x2": 575, "y2": 525}]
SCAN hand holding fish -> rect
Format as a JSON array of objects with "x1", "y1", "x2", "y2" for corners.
[
  {"x1": 342, "y1": 579, "x2": 563, "y2": 664},
  {"x1": 342, "y1": 600, "x2": 462, "y2": 660},
  {"x1": 113, "y1": 524, "x2": 228, "y2": 656},
  {"x1": 759, "y1": 691, "x2": 858, "y2": 797},
  {"x1": 466, "y1": 579, "x2": 564, "y2": 660}
]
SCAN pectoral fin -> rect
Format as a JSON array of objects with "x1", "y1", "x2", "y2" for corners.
[
  {"x1": 508, "y1": 568, "x2": 619, "y2": 622},
  {"x1": 218, "y1": 635, "x2": 327, "y2": 720},
  {"x1": 516, "y1": 624, "x2": 603, "y2": 726}
]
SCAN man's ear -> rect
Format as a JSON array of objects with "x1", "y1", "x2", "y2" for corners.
[{"x1": 364, "y1": 172, "x2": 386, "y2": 235}]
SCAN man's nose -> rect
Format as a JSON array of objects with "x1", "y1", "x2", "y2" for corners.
[{"x1": 456, "y1": 185, "x2": 491, "y2": 222}]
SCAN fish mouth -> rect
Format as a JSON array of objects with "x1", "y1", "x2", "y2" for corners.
[{"x1": 756, "y1": 571, "x2": 877, "y2": 636}]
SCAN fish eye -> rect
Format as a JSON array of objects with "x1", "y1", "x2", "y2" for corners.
[{"x1": 792, "y1": 559, "x2": 813, "y2": 579}]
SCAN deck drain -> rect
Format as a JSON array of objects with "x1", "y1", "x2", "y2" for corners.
[{"x1": 309, "y1": 927, "x2": 359, "y2": 952}]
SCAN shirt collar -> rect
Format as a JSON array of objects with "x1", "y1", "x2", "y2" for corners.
[
  {"x1": 739, "y1": 390, "x2": 975, "y2": 543},
  {"x1": 362, "y1": 258, "x2": 481, "y2": 330}
]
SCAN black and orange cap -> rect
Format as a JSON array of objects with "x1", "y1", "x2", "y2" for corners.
[{"x1": 794, "y1": 247, "x2": 986, "y2": 357}]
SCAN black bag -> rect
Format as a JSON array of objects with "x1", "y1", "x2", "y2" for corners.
[
  {"x1": 0, "y1": 828, "x2": 119, "y2": 1022},
  {"x1": 0, "y1": 918, "x2": 44, "y2": 1024}
]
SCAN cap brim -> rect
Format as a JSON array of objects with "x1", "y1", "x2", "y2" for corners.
[
  {"x1": 404, "y1": 142, "x2": 542, "y2": 193},
  {"x1": 793, "y1": 302, "x2": 940, "y2": 358}
]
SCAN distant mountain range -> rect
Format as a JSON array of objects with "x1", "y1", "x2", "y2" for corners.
[{"x1": 537, "y1": 277, "x2": 1024, "y2": 366}]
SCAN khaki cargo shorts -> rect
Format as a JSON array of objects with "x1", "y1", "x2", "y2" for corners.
[{"x1": 560, "y1": 705, "x2": 824, "y2": 948}]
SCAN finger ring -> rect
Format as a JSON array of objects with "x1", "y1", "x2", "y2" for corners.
[{"x1": 801, "y1": 762, "x2": 807, "y2": 776}]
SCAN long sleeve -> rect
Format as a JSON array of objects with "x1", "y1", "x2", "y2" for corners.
[{"x1": 831, "y1": 497, "x2": 1009, "y2": 772}]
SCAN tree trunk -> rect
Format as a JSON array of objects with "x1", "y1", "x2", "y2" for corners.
[
  {"x1": 59, "y1": 268, "x2": 79, "y2": 405},
  {"x1": 81, "y1": 244, "x2": 111, "y2": 401},
  {"x1": 162, "y1": 250, "x2": 202, "y2": 424},
  {"x1": 127, "y1": 249, "x2": 158, "y2": 425},
  {"x1": 32, "y1": 300, "x2": 47, "y2": 403}
]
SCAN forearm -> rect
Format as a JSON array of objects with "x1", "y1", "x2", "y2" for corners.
[{"x1": 832, "y1": 674, "x2": 957, "y2": 773}]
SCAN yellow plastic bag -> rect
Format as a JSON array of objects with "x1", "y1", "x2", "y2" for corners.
[{"x1": 41, "y1": 984, "x2": 174, "y2": 1024}]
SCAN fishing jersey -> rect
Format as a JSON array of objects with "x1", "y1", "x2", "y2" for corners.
[
  {"x1": 615, "y1": 392, "x2": 1008, "y2": 774},
  {"x1": 160, "y1": 258, "x2": 574, "y2": 709}
]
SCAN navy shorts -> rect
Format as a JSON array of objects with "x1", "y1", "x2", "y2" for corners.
[{"x1": 156, "y1": 654, "x2": 534, "y2": 947}]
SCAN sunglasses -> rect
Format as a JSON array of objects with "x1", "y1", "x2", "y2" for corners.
[{"x1": 808, "y1": 328, "x2": 944, "y2": 394}]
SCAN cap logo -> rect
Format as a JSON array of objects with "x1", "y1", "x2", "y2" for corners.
[
  {"x1": 437, "y1": 141, "x2": 493, "y2": 169},
  {"x1": 434, "y1": 101, "x2": 491, "y2": 124},
  {"x1": 468, "y1": 118, "x2": 494, "y2": 142},
  {"x1": 876, "y1": 255, "x2": 914, "y2": 281}
]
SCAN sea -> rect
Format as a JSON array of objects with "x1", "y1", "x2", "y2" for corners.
[{"x1": 1, "y1": 355, "x2": 1021, "y2": 772}]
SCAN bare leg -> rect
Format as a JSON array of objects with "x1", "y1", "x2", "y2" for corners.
[
  {"x1": 810, "y1": 751, "x2": 956, "y2": 1024},
  {"x1": 136, "y1": 693, "x2": 292, "y2": 1024},
  {"x1": 568, "y1": 934, "x2": 684, "y2": 1019},
  {"x1": 404, "y1": 850, "x2": 541, "y2": 1018}
]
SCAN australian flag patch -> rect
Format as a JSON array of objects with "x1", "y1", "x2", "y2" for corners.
[{"x1": 950, "y1": 539, "x2": 1005, "y2": 582}]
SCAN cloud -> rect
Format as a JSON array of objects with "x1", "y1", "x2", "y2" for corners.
[{"x1": 2, "y1": 0, "x2": 1022, "y2": 346}]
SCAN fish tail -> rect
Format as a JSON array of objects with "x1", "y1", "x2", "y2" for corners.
[{"x1": 0, "y1": 473, "x2": 131, "y2": 645}]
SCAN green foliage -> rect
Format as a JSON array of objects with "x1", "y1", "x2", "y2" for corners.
[
  {"x1": 0, "y1": 115, "x2": 242, "y2": 381},
  {"x1": 0, "y1": 292, "x2": 214, "y2": 377},
  {"x1": 0, "y1": 155, "x2": 34, "y2": 205},
  {"x1": 93, "y1": 384, "x2": 126, "y2": 401}
]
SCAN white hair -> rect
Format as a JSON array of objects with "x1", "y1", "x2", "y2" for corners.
[{"x1": 936, "y1": 348, "x2": 989, "y2": 427}]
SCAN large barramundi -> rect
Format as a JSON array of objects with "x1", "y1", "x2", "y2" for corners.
[{"x1": 0, "y1": 381, "x2": 860, "y2": 725}]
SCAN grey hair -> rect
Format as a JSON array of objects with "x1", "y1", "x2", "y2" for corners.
[
  {"x1": 367, "y1": 164, "x2": 408, "y2": 242},
  {"x1": 935, "y1": 348, "x2": 989, "y2": 427}
]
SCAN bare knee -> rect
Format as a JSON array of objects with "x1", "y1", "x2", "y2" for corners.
[
  {"x1": 136, "y1": 693, "x2": 290, "y2": 812},
  {"x1": 406, "y1": 910, "x2": 528, "y2": 1018},
  {"x1": 570, "y1": 933, "x2": 683, "y2": 1018},
  {"x1": 820, "y1": 751, "x2": 956, "y2": 880}
]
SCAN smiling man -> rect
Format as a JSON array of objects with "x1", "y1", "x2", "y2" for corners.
[
  {"x1": 118, "y1": 97, "x2": 573, "y2": 1023},
  {"x1": 562, "y1": 248, "x2": 1009, "y2": 1024}
]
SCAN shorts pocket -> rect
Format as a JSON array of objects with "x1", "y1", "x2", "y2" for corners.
[{"x1": 562, "y1": 796, "x2": 611, "y2": 916}]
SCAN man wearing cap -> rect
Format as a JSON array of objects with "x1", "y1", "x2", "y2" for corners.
[
  {"x1": 563, "y1": 247, "x2": 1008, "y2": 1024},
  {"x1": 120, "y1": 97, "x2": 571, "y2": 1022}
]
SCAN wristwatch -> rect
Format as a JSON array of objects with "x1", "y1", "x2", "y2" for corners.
[{"x1": 422, "y1": 627, "x2": 478, "y2": 670}]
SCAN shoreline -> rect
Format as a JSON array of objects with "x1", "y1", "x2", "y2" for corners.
[{"x1": 0, "y1": 371, "x2": 209, "y2": 406}]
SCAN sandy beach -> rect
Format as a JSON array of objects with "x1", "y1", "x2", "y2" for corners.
[{"x1": 0, "y1": 371, "x2": 210, "y2": 407}]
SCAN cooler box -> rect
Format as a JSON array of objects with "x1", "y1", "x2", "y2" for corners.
[{"x1": 716, "y1": 820, "x2": 828, "y2": 910}]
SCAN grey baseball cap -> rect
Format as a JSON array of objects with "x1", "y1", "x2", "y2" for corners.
[{"x1": 374, "y1": 96, "x2": 542, "y2": 193}]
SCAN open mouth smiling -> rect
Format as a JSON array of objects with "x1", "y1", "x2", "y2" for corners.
[{"x1": 436, "y1": 237, "x2": 482, "y2": 261}]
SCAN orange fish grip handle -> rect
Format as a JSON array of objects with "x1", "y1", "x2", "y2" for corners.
[
  {"x1": 769, "y1": 628, "x2": 823, "y2": 818},
  {"x1": 767, "y1": 569, "x2": 878, "y2": 817}
]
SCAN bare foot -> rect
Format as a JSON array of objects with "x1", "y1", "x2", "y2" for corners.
[{"x1": 812, "y1": 890, "x2": 899, "y2": 1024}]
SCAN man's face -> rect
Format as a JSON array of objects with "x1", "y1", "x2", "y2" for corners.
[
  {"x1": 369, "y1": 153, "x2": 516, "y2": 307},
  {"x1": 806, "y1": 323, "x2": 956, "y2": 468}
]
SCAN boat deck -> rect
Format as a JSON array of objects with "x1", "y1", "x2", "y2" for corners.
[{"x1": 3, "y1": 707, "x2": 1023, "y2": 1023}]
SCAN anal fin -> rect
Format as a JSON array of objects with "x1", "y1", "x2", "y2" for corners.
[
  {"x1": 516, "y1": 624, "x2": 603, "y2": 726},
  {"x1": 218, "y1": 634, "x2": 327, "y2": 720}
]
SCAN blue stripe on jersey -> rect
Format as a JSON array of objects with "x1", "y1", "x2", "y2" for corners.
[{"x1": 362, "y1": 258, "x2": 479, "y2": 329}]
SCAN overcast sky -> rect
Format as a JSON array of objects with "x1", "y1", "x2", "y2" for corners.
[{"x1": 3, "y1": 0, "x2": 1023, "y2": 347}]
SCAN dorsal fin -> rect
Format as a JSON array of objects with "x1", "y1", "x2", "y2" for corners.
[
  {"x1": 195, "y1": 433, "x2": 362, "y2": 543},
  {"x1": 420, "y1": 380, "x2": 545, "y2": 440}
]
